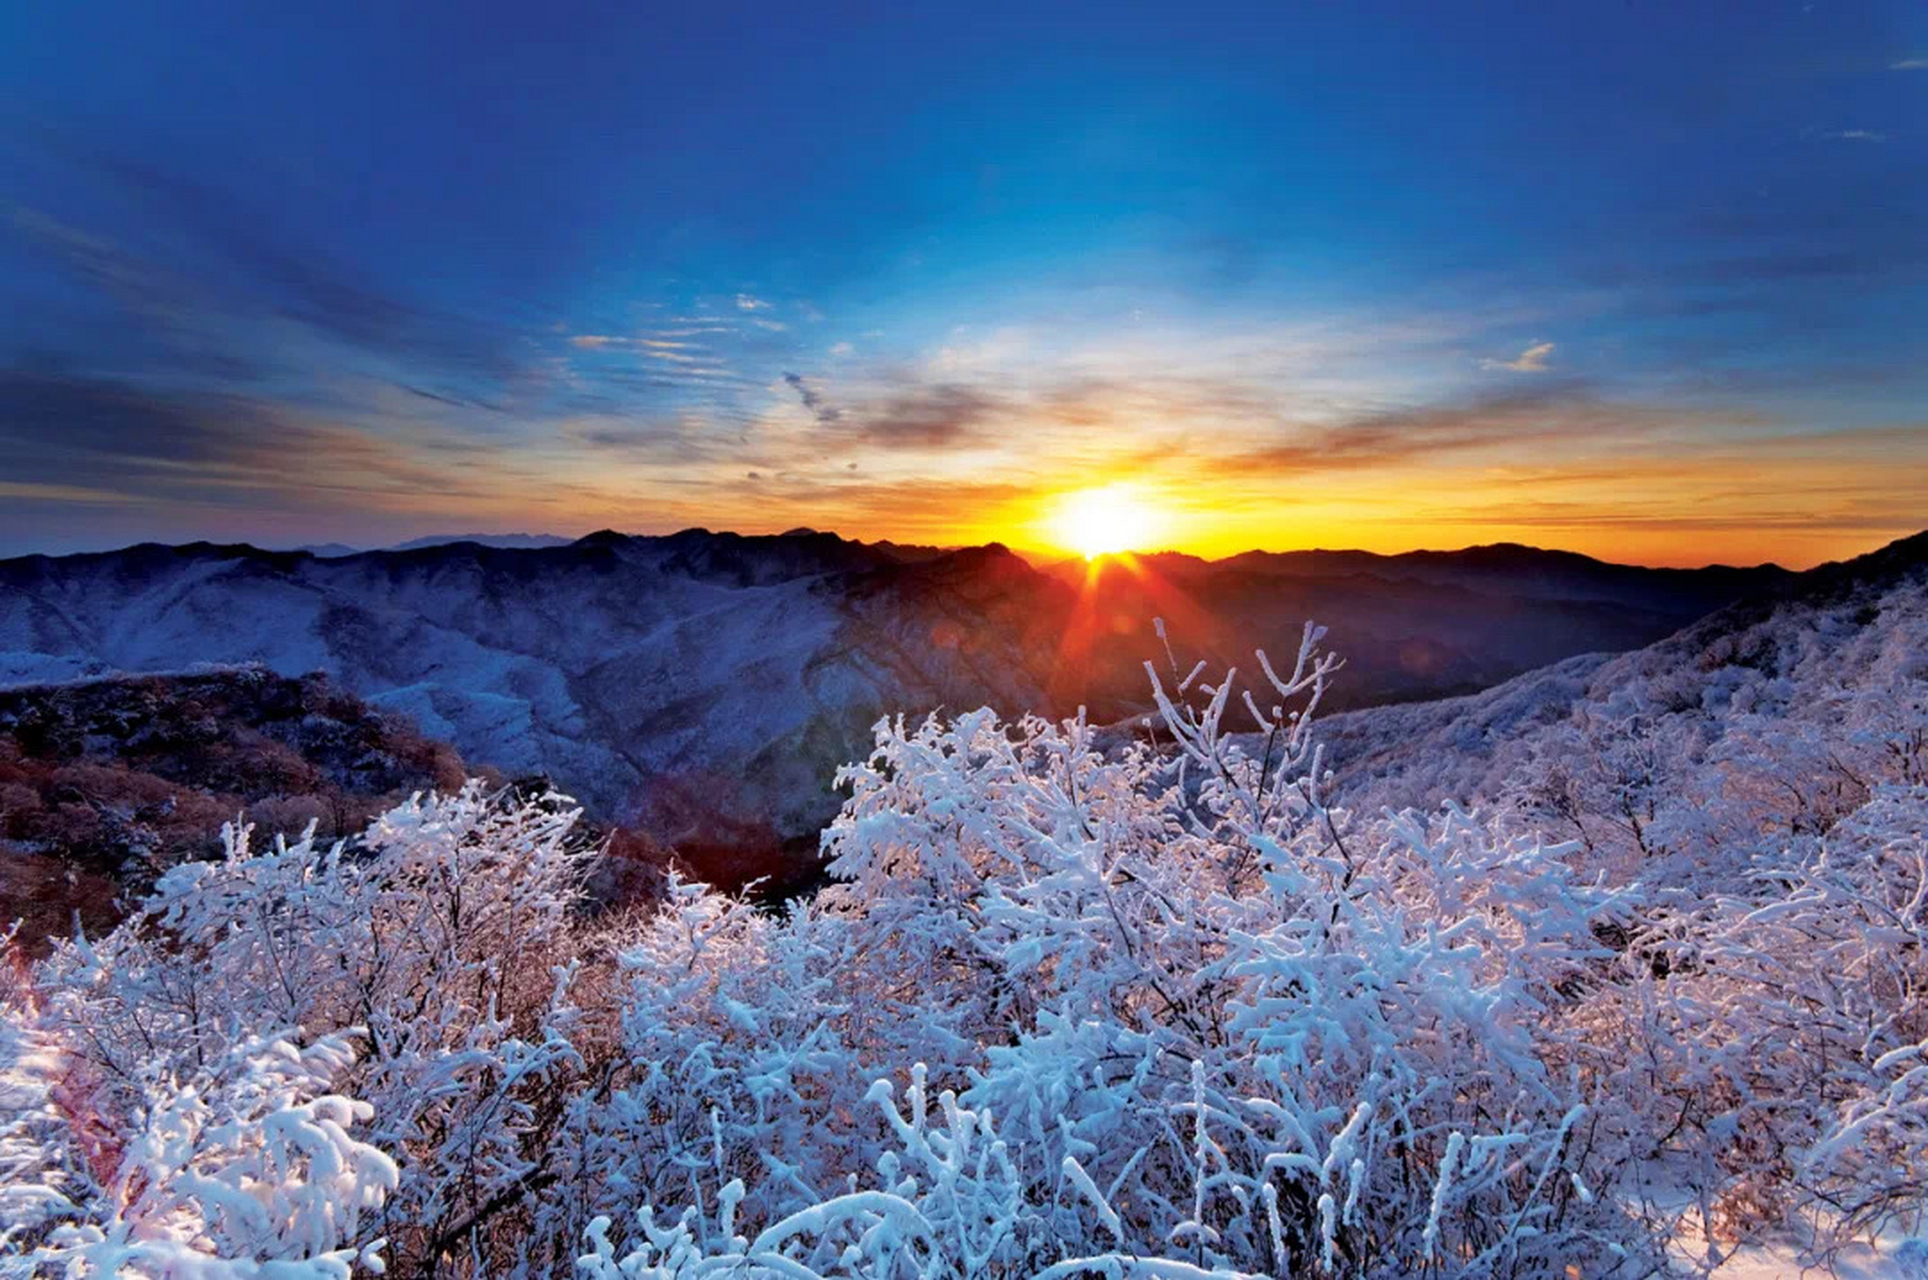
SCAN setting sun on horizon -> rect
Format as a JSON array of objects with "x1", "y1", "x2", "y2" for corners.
[{"x1": 1044, "y1": 485, "x2": 1168, "y2": 560}]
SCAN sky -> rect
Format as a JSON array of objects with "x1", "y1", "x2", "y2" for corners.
[{"x1": 0, "y1": 1, "x2": 1924, "y2": 567}]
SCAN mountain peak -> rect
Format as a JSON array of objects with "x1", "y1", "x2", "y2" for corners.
[{"x1": 575, "y1": 529, "x2": 631, "y2": 547}]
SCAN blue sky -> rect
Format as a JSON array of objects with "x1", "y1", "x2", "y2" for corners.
[{"x1": 0, "y1": 0, "x2": 1923, "y2": 563}]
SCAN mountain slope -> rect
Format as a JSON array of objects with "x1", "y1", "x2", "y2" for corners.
[
  {"x1": 0, "y1": 534, "x2": 1073, "y2": 853},
  {"x1": 1315, "y1": 530, "x2": 1928, "y2": 868},
  {"x1": 1040, "y1": 546, "x2": 1786, "y2": 712},
  {"x1": 0, "y1": 666, "x2": 474, "y2": 948},
  {"x1": 0, "y1": 529, "x2": 1803, "y2": 855}
]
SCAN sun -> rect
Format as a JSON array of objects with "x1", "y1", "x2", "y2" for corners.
[{"x1": 1048, "y1": 485, "x2": 1160, "y2": 559}]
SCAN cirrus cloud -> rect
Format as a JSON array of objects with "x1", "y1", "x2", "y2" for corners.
[{"x1": 1481, "y1": 341, "x2": 1555, "y2": 373}]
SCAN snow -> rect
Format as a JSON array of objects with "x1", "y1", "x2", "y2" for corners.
[
  {"x1": 0, "y1": 538, "x2": 1039, "y2": 842},
  {"x1": 2, "y1": 537, "x2": 1925, "y2": 1276}
]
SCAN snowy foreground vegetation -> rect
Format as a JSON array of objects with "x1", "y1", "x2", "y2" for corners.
[{"x1": 3, "y1": 563, "x2": 1926, "y2": 1277}]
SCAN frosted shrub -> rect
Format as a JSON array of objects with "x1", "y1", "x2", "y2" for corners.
[
  {"x1": 32, "y1": 1033, "x2": 396, "y2": 1279},
  {"x1": 596, "y1": 621, "x2": 1651, "y2": 1277},
  {"x1": 1591, "y1": 783, "x2": 1928, "y2": 1261},
  {"x1": 12, "y1": 782, "x2": 601, "y2": 1277},
  {"x1": 6, "y1": 592, "x2": 1924, "y2": 1276}
]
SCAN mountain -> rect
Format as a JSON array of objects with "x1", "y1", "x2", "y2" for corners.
[
  {"x1": 1208, "y1": 542, "x2": 1791, "y2": 613},
  {"x1": 285, "y1": 535, "x2": 577, "y2": 557},
  {"x1": 1307, "y1": 530, "x2": 1928, "y2": 854},
  {"x1": 0, "y1": 529, "x2": 1802, "y2": 866},
  {"x1": 0, "y1": 666, "x2": 677, "y2": 949},
  {"x1": 384, "y1": 532, "x2": 577, "y2": 552},
  {"x1": 1036, "y1": 544, "x2": 1788, "y2": 714}
]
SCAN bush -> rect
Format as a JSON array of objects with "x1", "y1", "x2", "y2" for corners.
[{"x1": 3, "y1": 616, "x2": 1924, "y2": 1277}]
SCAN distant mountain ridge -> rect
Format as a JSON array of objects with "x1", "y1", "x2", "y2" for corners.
[
  {"x1": 1204, "y1": 542, "x2": 1791, "y2": 612},
  {"x1": 288, "y1": 532, "x2": 579, "y2": 556},
  {"x1": 0, "y1": 527, "x2": 1812, "y2": 862},
  {"x1": 386, "y1": 532, "x2": 577, "y2": 552}
]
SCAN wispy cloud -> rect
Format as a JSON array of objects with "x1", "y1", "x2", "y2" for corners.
[
  {"x1": 1820, "y1": 129, "x2": 1887, "y2": 143},
  {"x1": 0, "y1": 368, "x2": 524, "y2": 521},
  {"x1": 782, "y1": 372, "x2": 840, "y2": 424},
  {"x1": 1481, "y1": 341, "x2": 1555, "y2": 373},
  {"x1": 846, "y1": 384, "x2": 1003, "y2": 450},
  {"x1": 735, "y1": 293, "x2": 772, "y2": 311},
  {"x1": 1892, "y1": 58, "x2": 1928, "y2": 70},
  {"x1": 1219, "y1": 381, "x2": 1719, "y2": 474},
  {"x1": 17, "y1": 147, "x2": 539, "y2": 385}
]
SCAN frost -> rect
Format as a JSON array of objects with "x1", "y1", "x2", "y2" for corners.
[{"x1": 4, "y1": 564, "x2": 1926, "y2": 1276}]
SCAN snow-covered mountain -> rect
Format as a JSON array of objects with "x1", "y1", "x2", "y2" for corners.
[
  {"x1": 0, "y1": 529, "x2": 1791, "y2": 854},
  {"x1": 5, "y1": 531, "x2": 1924, "y2": 1277},
  {"x1": 1315, "y1": 529, "x2": 1928, "y2": 875},
  {"x1": 0, "y1": 532, "x2": 1064, "y2": 853}
]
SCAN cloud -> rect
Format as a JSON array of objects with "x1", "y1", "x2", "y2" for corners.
[
  {"x1": 751, "y1": 318, "x2": 788, "y2": 332},
  {"x1": 1820, "y1": 129, "x2": 1887, "y2": 142},
  {"x1": 845, "y1": 384, "x2": 1002, "y2": 450},
  {"x1": 571, "y1": 334, "x2": 696, "y2": 351},
  {"x1": 562, "y1": 412, "x2": 725, "y2": 463},
  {"x1": 829, "y1": 342, "x2": 854, "y2": 357},
  {"x1": 399, "y1": 384, "x2": 501, "y2": 413},
  {"x1": 760, "y1": 375, "x2": 1006, "y2": 454},
  {"x1": 44, "y1": 150, "x2": 533, "y2": 382},
  {"x1": 10, "y1": 163, "x2": 533, "y2": 411},
  {"x1": 1482, "y1": 341, "x2": 1555, "y2": 373},
  {"x1": 0, "y1": 480, "x2": 141, "y2": 505},
  {"x1": 782, "y1": 372, "x2": 840, "y2": 424},
  {"x1": 735, "y1": 294, "x2": 772, "y2": 311},
  {"x1": 1891, "y1": 58, "x2": 1927, "y2": 70},
  {"x1": 0, "y1": 368, "x2": 510, "y2": 515},
  {"x1": 1225, "y1": 381, "x2": 1711, "y2": 474}
]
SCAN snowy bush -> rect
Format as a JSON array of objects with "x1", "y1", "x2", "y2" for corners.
[
  {"x1": 8, "y1": 782, "x2": 605, "y2": 1276},
  {"x1": 3, "y1": 589, "x2": 1925, "y2": 1276},
  {"x1": 565, "y1": 623, "x2": 1653, "y2": 1276},
  {"x1": 1582, "y1": 783, "x2": 1928, "y2": 1265},
  {"x1": 30, "y1": 1032, "x2": 396, "y2": 1279}
]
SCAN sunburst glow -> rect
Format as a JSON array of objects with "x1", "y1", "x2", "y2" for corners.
[{"x1": 1048, "y1": 486, "x2": 1161, "y2": 559}]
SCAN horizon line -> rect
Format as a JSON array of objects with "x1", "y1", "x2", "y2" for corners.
[{"x1": 4, "y1": 523, "x2": 1919, "y2": 574}]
